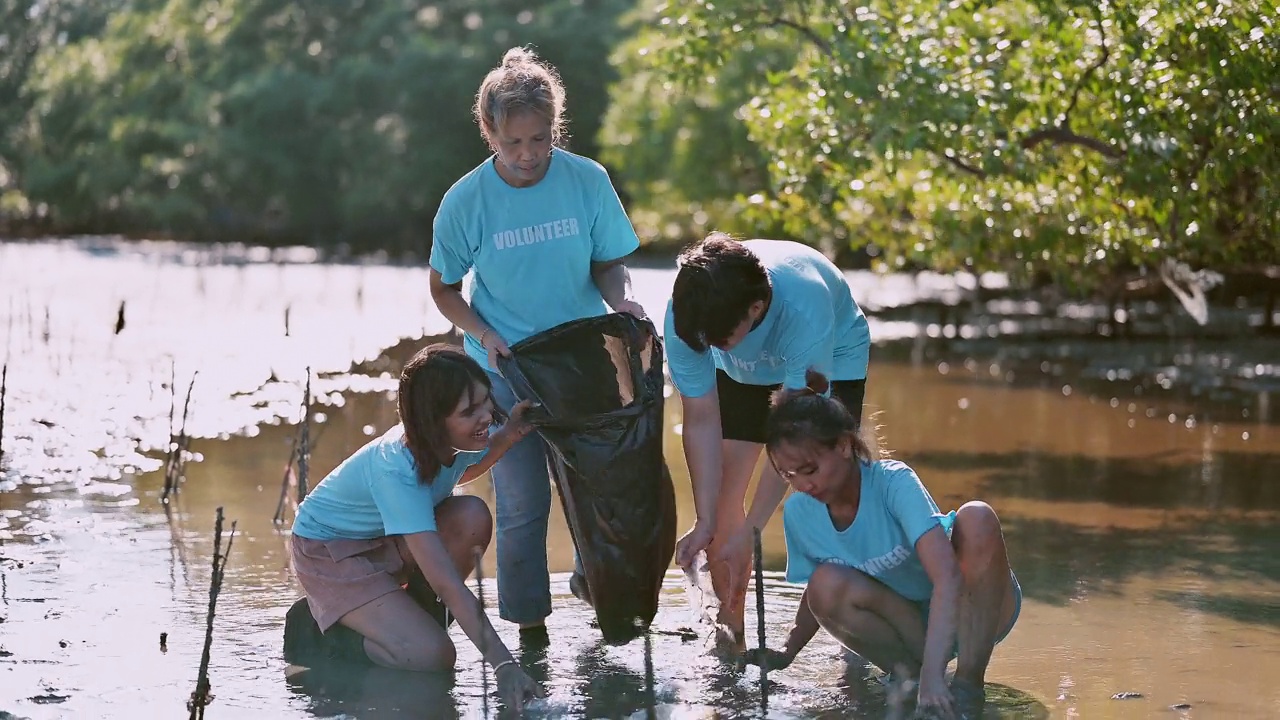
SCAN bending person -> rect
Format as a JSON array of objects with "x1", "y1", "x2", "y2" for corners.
[
  {"x1": 745, "y1": 376, "x2": 1021, "y2": 720},
  {"x1": 284, "y1": 344, "x2": 545, "y2": 714},
  {"x1": 667, "y1": 232, "x2": 870, "y2": 648},
  {"x1": 428, "y1": 47, "x2": 645, "y2": 642}
]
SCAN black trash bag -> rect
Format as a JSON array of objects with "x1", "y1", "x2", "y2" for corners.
[{"x1": 498, "y1": 313, "x2": 677, "y2": 644}]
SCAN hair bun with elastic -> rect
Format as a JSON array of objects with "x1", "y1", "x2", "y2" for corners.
[
  {"x1": 502, "y1": 46, "x2": 533, "y2": 68},
  {"x1": 804, "y1": 369, "x2": 831, "y2": 395}
]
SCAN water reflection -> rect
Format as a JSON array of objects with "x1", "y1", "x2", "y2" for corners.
[
  {"x1": 2, "y1": 240, "x2": 1278, "y2": 718},
  {"x1": 284, "y1": 663, "x2": 462, "y2": 719}
]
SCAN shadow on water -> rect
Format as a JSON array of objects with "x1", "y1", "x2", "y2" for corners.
[
  {"x1": 278, "y1": 627, "x2": 1053, "y2": 720},
  {"x1": 907, "y1": 449, "x2": 1280, "y2": 511},
  {"x1": 284, "y1": 661, "x2": 462, "y2": 719},
  {"x1": 878, "y1": 333, "x2": 1280, "y2": 428},
  {"x1": 1003, "y1": 515, "x2": 1280, "y2": 615},
  {"x1": 905, "y1": 448, "x2": 1280, "y2": 626},
  {"x1": 1152, "y1": 590, "x2": 1280, "y2": 629}
]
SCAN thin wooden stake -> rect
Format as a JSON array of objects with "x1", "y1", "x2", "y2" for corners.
[
  {"x1": 753, "y1": 527, "x2": 769, "y2": 710},
  {"x1": 475, "y1": 546, "x2": 489, "y2": 719},
  {"x1": 164, "y1": 372, "x2": 198, "y2": 503},
  {"x1": 188, "y1": 507, "x2": 237, "y2": 719},
  {"x1": 0, "y1": 362, "x2": 8, "y2": 461},
  {"x1": 296, "y1": 369, "x2": 311, "y2": 503},
  {"x1": 271, "y1": 438, "x2": 301, "y2": 524},
  {"x1": 644, "y1": 630, "x2": 656, "y2": 720}
]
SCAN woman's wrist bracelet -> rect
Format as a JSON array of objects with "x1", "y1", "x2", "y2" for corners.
[{"x1": 492, "y1": 659, "x2": 518, "y2": 674}]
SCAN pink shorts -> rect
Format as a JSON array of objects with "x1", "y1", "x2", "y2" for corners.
[{"x1": 289, "y1": 534, "x2": 411, "y2": 632}]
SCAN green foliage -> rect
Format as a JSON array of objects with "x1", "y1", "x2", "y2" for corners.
[
  {"x1": 12, "y1": 0, "x2": 632, "y2": 247},
  {"x1": 599, "y1": 0, "x2": 792, "y2": 245},
  {"x1": 0, "y1": 0, "x2": 125, "y2": 217},
  {"x1": 643, "y1": 0, "x2": 1279, "y2": 286}
]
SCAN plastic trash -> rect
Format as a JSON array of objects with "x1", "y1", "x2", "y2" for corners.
[
  {"x1": 681, "y1": 550, "x2": 720, "y2": 629},
  {"x1": 498, "y1": 313, "x2": 677, "y2": 644},
  {"x1": 681, "y1": 549, "x2": 741, "y2": 650}
]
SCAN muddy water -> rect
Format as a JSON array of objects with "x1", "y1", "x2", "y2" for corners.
[{"x1": 1, "y1": 239, "x2": 1278, "y2": 719}]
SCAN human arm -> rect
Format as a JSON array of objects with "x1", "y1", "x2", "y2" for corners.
[
  {"x1": 742, "y1": 587, "x2": 821, "y2": 670},
  {"x1": 712, "y1": 463, "x2": 789, "y2": 571},
  {"x1": 915, "y1": 527, "x2": 963, "y2": 718},
  {"x1": 428, "y1": 269, "x2": 509, "y2": 368},
  {"x1": 744, "y1": 504, "x2": 822, "y2": 669},
  {"x1": 459, "y1": 400, "x2": 536, "y2": 485},
  {"x1": 402, "y1": 531, "x2": 545, "y2": 711},
  {"x1": 590, "y1": 258, "x2": 646, "y2": 318},
  {"x1": 674, "y1": 390, "x2": 723, "y2": 567},
  {"x1": 884, "y1": 465, "x2": 960, "y2": 718},
  {"x1": 587, "y1": 162, "x2": 643, "y2": 317},
  {"x1": 427, "y1": 205, "x2": 511, "y2": 368},
  {"x1": 664, "y1": 304, "x2": 724, "y2": 567}
]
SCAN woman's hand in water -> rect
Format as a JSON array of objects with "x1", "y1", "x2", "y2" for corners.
[
  {"x1": 916, "y1": 674, "x2": 957, "y2": 720},
  {"x1": 496, "y1": 662, "x2": 546, "y2": 716},
  {"x1": 740, "y1": 647, "x2": 795, "y2": 671},
  {"x1": 506, "y1": 399, "x2": 538, "y2": 439}
]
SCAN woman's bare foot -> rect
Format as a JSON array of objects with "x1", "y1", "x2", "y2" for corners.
[{"x1": 710, "y1": 624, "x2": 746, "y2": 660}]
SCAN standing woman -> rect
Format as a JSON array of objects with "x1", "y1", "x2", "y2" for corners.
[{"x1": 428, "y1": 46, "x2": 645, "y2": 642}]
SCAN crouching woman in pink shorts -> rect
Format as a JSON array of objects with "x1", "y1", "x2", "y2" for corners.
[{"x1": 285, "y1": 343, "x2": 544, "y2": 712}]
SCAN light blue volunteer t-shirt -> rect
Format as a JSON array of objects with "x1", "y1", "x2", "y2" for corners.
[
  {"x1": 292, "y1": 425, "x2": 489, "y2": 541},
  {"x1": 782, "y1": 459, "x2": 955, "y2": 602},
  {"x1": 664, "y1": 239, "x2": 870, "y2": 397},
  {"x1": 430, "y1": 149, "x2": 641, "y2": 372}
]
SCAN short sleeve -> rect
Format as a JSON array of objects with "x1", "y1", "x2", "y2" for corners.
[
  {"x1": 589, "y1": 165, "x2": 641, "y2": 263},
  {"x1": 429, "y1": 200, "x2": 475, "y2": 286},
  {"x1": 369, "y1": 442, "x2": 441, "y2": 535},
  {"x1": 881, "y1": 462, "x2": 946, "y2": 547},
  {"x1": 782, "y1": 501, "x2": 819, "y2": 584},
  {"x1": 663, "y1": 301, "x2": 716, "y2": 398}
]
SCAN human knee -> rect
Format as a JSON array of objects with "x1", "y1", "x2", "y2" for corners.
[
  {"x1": 376, "y1": 633, "x2": 456, "y2": 672},
  {"x1": 953, "y1": 501, "x2": 1007, "y2": 567},
  {"x1": 454, "y1": 495, "x2": 494, "y2": 542},
  {"x1": 807, "y1": 563, "x2": 877, "y2": 617}
]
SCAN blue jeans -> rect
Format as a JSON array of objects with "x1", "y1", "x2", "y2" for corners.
[{"x1": 487, "y1": 370, "x2": 584, "y2": 625}]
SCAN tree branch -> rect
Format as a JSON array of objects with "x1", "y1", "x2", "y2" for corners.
[
  {"x1": 937, "y1": 150, "x2": 988, "y2": 178},
  {"x1": 754, "y1": 15, "x2": 833, "y2": 57},
  {"x1": 1020, "y1": 127, "x2": 1123, "y2": 158},
  {"x1": 1019, "y1": 5, "x2": 1122, "y2": 161},
  {"x1": 1061, "y1": 4, "x2": 1110, "y2": 130}
]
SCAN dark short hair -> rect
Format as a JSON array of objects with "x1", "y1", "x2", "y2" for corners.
[
  {"x1": 398, "y1": 343, "x2": 495, "y2": 485},
  {"x1": 671, "y1": 232, "x2": 770, "y2": 352}
]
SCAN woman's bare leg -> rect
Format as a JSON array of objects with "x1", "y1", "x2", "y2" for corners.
[
  {"x1": 950, "y1": 501, "x2": 1017, "y2": 688},
  {"x1": 345, "y1": 495, "x2": 494, "y2": 672},
  {"x1": 805, "y1": 563, "x2": 929, "y2": 678}
]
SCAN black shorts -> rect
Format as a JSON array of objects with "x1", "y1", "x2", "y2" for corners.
[{"x1": 716, "y1": 369, "x2": 866, "y2": 443}]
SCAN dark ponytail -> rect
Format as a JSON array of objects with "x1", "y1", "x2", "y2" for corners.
[{"x1": 766, "y1": 371, "x2": 875, "y2": 462}]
